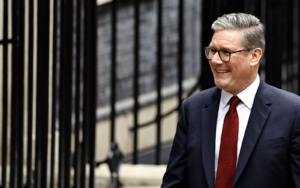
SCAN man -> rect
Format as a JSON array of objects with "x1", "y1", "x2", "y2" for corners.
[{"x1": 162, "y1": 13, "x2": 300, "y2": 188}]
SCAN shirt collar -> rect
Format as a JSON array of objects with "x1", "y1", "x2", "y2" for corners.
[{"x1": 220, "y1": 74, "x2": 260, "y2": 110}]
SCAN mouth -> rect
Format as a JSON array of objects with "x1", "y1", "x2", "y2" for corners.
[{"x1": 216, "y1": 69, "x2": 230, "y2": 73}]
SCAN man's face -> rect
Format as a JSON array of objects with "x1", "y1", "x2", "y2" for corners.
[{"x1": 209, "y1": 29, "x2": 256, "y2": 95}]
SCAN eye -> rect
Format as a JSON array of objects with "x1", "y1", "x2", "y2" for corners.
[
  {"x1": 221, "y1": 50, "x2": 230, "y2": 56},
  {"x1": 210, "y1": 48, "x2": 217, "y2": 53}
]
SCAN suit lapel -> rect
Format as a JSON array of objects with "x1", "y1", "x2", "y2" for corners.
[
  {"x1": 202, "y1": 88, "x2": 221, "y2": 188},
  {"x1": 233, "y1": 80, "x2": 272, "y2": 187}
]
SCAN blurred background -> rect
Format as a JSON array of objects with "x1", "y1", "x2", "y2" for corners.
[{"x1": 0, "y1": 0, "x2": 299, "y2": 187}]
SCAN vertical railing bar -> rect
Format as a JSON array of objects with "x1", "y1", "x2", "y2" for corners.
[
  {"x1": 81, "y1": 54, "x2": 87, "y2": 186},
  {"x1": 57, "y1": 53, "x2": 65, "y2": 188},
  {"x1": 50, "y1": 0, "x2": 58, "y2": 187},
  {"x1": 17, "y1": 0, "x2": 25, "y2": 187},
  {"x1": 80, "y1": 78, "x2": 87, "y2": 188},
  {"x1": 2, "y1": 0, "x2": 9, "y2": 187},
  {"x1": 58, "y1": 0, "x2": 67, "y2": 187},
  {"x1": 74, "y1": 0, "x2": 83, "y2": 187},
  {"x1": 54, "y1": 0, "x2": 62, "y2": 185},
  {"x1": 34, "y1": 6, "x2": 40, "y2": 186},
  {"x1": 79, "y1": 2, "x2": 98, "y2": 187},
  {"x1": 10, "y1": 0, "x2": 25, "y2": 186},
  {"x1": 64, "y1": 0, "x2": 74, "y2": 187},
  {"x1": 26, "y1": 0, "x2": 34, "y2": 186},
  {"x1": 80, "y1": 1, "x2": 87, "y2": 187},
  {"x1": 155, "y1": 0, "x2": 162, "y2": 165},
  {"x1": 79, "y1": 1, "x2": 97, "y2": 187},
  {"x1": 110, "y1": 0, "x2": 117, "y2": 143},
  {"x1": 177, "y1": 0, "x2": 184, "y2": 112},
  {"x1": 87, "y1": 1, "x2": 97, "y2": 186},
  {"x1": 10, "y1": 0, "x2": 17, "y2": 186},
  {"x1": 34, "y1": 55, "x2": 41, "y2": 188},
  {"x1": 35, "y1": 0, "x2": 50, "y2": 187},
  {"x1": 133, "y1": 0, "x2": 140, "y2": 165}
]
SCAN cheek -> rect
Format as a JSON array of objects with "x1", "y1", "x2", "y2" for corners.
[
  {"x1": 230, "y1": 60, "x2": 247, "y2": 74},
  {"x1": 234, "y1": 65, "x2": 251, "y2": 80}
]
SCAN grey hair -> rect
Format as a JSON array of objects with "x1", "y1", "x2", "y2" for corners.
[{"x1": 212, "y1": 13, "x2": 265, "y2": 53}]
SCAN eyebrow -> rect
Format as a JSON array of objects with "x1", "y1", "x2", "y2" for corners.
[{"x1": 207, "y1": 46, "x2": 232, "y2": 51}]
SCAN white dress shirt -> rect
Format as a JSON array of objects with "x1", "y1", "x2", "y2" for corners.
[{"x1": 214, "y1": 74, "x2": 260, "y2": 179}]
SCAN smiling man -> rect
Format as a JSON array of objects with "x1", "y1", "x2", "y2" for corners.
[{"x1": 162, "y1": 13, "x2": 300, "y2": 188}]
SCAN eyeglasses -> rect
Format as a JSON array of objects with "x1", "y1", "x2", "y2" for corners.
[{"x1": 204, "y1": 47, "x2": 250, "y2": 62}]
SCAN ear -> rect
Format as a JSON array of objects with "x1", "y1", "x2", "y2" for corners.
[{"x1": 250, "y1": 48, "x2": 263, "y2": 67}]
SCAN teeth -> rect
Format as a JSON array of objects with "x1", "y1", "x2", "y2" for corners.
[{"x1": 217, "y1": 70, "x2": 230, "y2": 73}]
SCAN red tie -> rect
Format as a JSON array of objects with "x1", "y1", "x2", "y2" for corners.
[{"x1": 215, "y1": 96, "x2": 240, "y2": 188}]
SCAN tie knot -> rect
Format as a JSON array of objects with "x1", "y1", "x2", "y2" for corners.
[{"x1": 230, "y1": 96, "x2": 240, "y2": 110}]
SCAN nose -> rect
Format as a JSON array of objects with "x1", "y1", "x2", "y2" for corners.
[{"x1": 210, "y1": 52, "x2": 223, "y2": 64}]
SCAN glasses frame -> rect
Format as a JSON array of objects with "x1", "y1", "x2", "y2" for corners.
[{"x1": 204, "y1": 47, "x2": 250, "y2": 62}]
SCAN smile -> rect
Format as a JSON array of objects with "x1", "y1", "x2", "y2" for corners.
[{"x1": 216, "y1": 70, "x2": 230, "y2": 73}]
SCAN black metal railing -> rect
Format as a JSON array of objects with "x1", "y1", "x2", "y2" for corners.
[
  {"x1": 2, "y1": 0, "x2": 10, "y2": 187},
  {"x1": 155, "y1": 0, "x2": 163, "y2": 165},
  {"x1": 133, "y1": 0, "x2": 140, "y2": 165},
  {"x1": 1, "y1": 0, "x2": 97, "y2": 188}
]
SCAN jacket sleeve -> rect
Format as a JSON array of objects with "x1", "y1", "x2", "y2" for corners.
[
  {"x1": 290, "y1": 107, "x2": 300, "y2": 187},
  {"x1": 161, "y1": 100, "x2": 189, "y2": 187}
]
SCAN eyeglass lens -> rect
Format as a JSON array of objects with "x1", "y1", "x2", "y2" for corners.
[{"x1": 205, "y1": 48, "x2": 230, "y2": 62}]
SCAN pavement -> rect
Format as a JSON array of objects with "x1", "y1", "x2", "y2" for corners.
[{"x1": 96, "y1": 163, "x2": 167, "y2": 187}]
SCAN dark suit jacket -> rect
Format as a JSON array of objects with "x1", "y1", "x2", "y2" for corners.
[{"x1": 162, "y1": 78, "x2": 300, "y2": 188}]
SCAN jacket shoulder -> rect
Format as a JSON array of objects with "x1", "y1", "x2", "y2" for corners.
[
  {"x1": 183, "y1": 86, "x2": 220, "y2": 107},
  {"x1": 264, "y1": 83, "x2": 300, "y2": 107}
]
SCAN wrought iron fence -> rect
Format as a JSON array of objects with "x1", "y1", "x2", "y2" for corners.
[{"x1": 0, "y1": 0, "x2": 97, "y2": 188}]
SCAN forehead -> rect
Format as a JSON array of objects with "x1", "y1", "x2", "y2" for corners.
[{"x1": 210, "y1": 29, "x2": 243, "y2": 49}]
